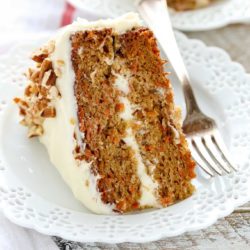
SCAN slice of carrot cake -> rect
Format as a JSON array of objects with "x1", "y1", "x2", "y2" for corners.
[
  {"x1": 14, "y1": 13, "x2": 196, "y2": 214},
  {"x1": 168, "y1": 0, "x2": 213, "y2": 11}
]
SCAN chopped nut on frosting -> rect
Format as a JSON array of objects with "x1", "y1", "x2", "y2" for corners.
[{"x1": 14, "y1": 40, "x2": 59, "y2": 138}]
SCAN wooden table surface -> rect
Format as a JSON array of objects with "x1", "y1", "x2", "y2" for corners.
[
  {"x1": 54, "y1": 24, "x2": 250, "y2": 250},
  {"x1": 55, "y1": 203, "x2": 250, "y2": 249}
]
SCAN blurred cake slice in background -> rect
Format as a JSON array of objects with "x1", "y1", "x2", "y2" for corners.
[{"x1": 168, "y1": 0, "x2": 213, "y2": 11}]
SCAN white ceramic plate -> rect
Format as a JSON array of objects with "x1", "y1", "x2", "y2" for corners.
[
  {"x1": 0, "y1": 32, "x2": 250, "y2": 243},
  {"x1": 68, "y1": 0, "x2": 250, "y2": 31}
]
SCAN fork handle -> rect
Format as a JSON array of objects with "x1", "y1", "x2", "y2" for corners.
[{"x1": 138, "y1": 0, "x2": 201, "y2": 115}]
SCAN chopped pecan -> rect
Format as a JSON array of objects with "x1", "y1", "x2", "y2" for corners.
[
  {"x1": 31, "y1": 49, "x2": 48, "y2": 63},
  {"x1": 36, "y1": 98, "x2": 49, "y2": 110},
  {"x1": 24, "y1": 85, "x2": 32, "y2": 96},
  {"x1": 46, "y1": 71, "x2": 57, "y2": 86},
  {"x1": 30, "y1": 85, "x2": 39, "y2": 95},
  {"x1": 30, "y1": 69, "x2": 40, "y2": 82},
  {"x1": 39, "y1": 59, "x2": 52, "y2": 83},
  {"x1": 19, "y1": 108, "x2": 26, "y2": 116},
  {"x1": 15, "y1": 40, "x2": 57, "y2": 139},
  {"x1": 41, "y1": 107, "x2": 56, "y2": 118},
  {"x1": 13, "y1": 97, "x2": 21, "y2": 104},
  {"x1": 40, "y1": 86, "x2": 48, "y2": 97},
  {"x1": 15, "y1": 98, "x2": 29, "y2": 108},
  {"x1": 31, "y1": 41, "x2": 54, "y2": 62},
  {"x1": 28, "y1": 125, "x2": 43, "y2": 138},
  {"x1": 39, "y1": 70, "x2": 51, "y2": 87}
]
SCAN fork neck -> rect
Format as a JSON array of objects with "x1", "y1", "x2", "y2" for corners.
[
  {"x1": 137, "y1": 0, "x2": 201, "y2": 116},
  {"x1": 182, "y1": 75, "x2": 201, "y2": 116}
]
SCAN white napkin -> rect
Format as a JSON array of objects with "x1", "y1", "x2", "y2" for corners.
[
  {"x1": 0, "y1": 212, "x2": 57, "y2": 250},
  {"x1": 0, "y1": 0, "x2": 77, "y2": 249},
  {"x1": 0, "y1": 0, "x2": 65, "y2": 248},
  {"x1": 0, "y1": 0, "x2": 104, "y2": 248}
]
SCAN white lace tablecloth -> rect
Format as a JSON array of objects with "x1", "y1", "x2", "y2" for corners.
[{"x1": 0, "y1": 0, "x2": 249, "y2": 249}]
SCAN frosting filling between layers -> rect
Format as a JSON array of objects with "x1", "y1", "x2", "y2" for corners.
[{"x1": 113, "y1": 74, "x2": 160, "y2": 207}]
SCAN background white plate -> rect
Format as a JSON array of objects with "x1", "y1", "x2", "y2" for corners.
[
  {"x1": 68, "y1": 0, "x2": 250, "y2": 31},
  {"x1": 0, "y1": 32, "x2": 250, "y2": 243}
]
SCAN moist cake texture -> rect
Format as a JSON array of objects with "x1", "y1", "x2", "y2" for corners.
[
  {"x1": 167, "y1": 0, "x2": 213, "y2": 11},
  {"x1": 15, "y1": 13, "x2": 195, "y2": 214}
]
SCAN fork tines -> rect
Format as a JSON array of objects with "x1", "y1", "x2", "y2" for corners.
[{"x1": 188, "y1": 130, "x2": 237, "y2": 177}]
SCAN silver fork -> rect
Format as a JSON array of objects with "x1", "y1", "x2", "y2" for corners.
[{"x1": 137, "y1": 0, "x2": 237, "y2": 177}]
